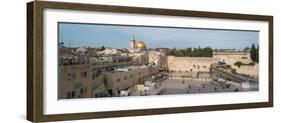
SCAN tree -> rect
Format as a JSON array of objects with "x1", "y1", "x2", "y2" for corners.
[
  {"x1": 231, "y1": 69, "x2": 237, "y2": 74},
  {"x1": 256, "y1": 46, "x2": 259, "y2": 63},
  {"x1": 101, "y1": 46, "x2": 106, "y2": 51},
  {"x1": 226, "y1": 65, "x2": 231, "y2": 69},
  {"x1": 243, "y1": 47, "x2": 250, "y2": 52},
  {"x1": 234, "y1": 61, "x2": 242, "y2": 68},
  {"x1": 165, "y1": 47, "x2": 213, "y2": 57},
  {"x1": 58, "y1": 41, "x2": 65, "y2": 48},
  {"x1": 170, "y1": 48, "x2": 177, "y2": 56},
  {"x1": 250, "y1": 44, "x2": 257, "y2": 62}
]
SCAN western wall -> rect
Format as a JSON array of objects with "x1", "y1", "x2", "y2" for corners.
[{"x1": 162, "y1": 52, "x2": 258, "y2": 78}]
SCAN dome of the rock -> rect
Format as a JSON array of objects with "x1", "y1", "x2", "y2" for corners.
[{"x1": 136, "y1": 41, "x2": 146, "y2": 49}]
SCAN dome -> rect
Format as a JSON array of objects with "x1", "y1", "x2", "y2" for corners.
[{"x1": 136, "y1": 41, "x2": 146, "y2": 49}]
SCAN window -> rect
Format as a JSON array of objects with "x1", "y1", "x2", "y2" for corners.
[
  {"x1": 97, "y1": 69, "x2": 102, "y2": 74},
  {"x1": 67, "y1": 92, "x2": 71, "y2": 99},
  {"x1": 92, "y1": 74, "x2": 95, "y2": 80},
  {"x1": 67, "y1": 73, "x2": 76, "y2": 81},
  {"x1": 67, "y1": 74, "x2": 72, "y2": 81},
  {"x1": 81, "y1": 71, "x2": 87, "y2": 77},
  {"x1": 72, "y1": 74, "x2": 76, "y2": 80},
  {"x1": 84, "y1": 87, "x2": 87, "y2": 93},
  {"x1": 130, "y1": 75, "x2": 133, "y2": 78},
  {"x1": 124, "y1": 76, "x2": 127, "y2": 80},
  {"x1": 80, "y1": 88, "x2": 84, "y2": 94},
  {"x1": 117, "y1": 78, "x2": 121, "y2": 83},
  {"x1": 71, "y1": 91, "x2": 76, "y2": 98}
]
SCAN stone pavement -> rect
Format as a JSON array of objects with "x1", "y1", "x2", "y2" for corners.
[{"x1": 143, "y1": 79, "x2": 244, "y2": 96}]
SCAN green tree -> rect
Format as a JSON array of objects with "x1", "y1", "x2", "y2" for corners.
[
  {"x1": 101, "y1": 46, "x2": 106, "y2": 51},
  {"x1": 234, "y1": 61, "x2": 243, "y2": 68},
  {"x1": 250, "y1": 44, "x2": 257, "y2": 62},
  {"x1": 256, "y1": 46, "x2": 259, "y2": 63},
  {"x1": 165, "y1": 47, "x2": 213, "y2": 57},
  {"x1": 243, "y1": 47, "x2": 250, "y2": 52}
]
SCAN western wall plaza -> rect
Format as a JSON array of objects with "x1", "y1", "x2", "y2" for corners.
[{"x1": 58, "y1": 37, "x2": 259, "y2": 99}]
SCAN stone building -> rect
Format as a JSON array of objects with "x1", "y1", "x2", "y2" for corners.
[
  {"x1": 129, "y1": 36, "x2": 147, "y2": 53},
  {"x1": 148, "y1": 50, "x2": 166, "y2": 66},
  {"x1": 58, "y1": 62, "x2": 93, "y2": 99},
  {"x1": 129, "y1": 53, "x2": 149, "y2": 65},
  {"x1": 104, "y1": 66, "x2": 151, "y2": 96}
]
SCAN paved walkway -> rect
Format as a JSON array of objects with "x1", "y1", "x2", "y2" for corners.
[{"x1": 144, "y1": 79, "x2": 244, "y2": 96}]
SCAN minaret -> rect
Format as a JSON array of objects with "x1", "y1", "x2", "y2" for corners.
[{"x1": 130, "y1": 36, "x2": 136, "y2": 49}]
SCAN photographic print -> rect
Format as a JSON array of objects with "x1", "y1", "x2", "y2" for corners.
[
  {"x1": 58, "y1": 23, "x2": 259, "y2": 99},
  {"x1": 27, "y1": 1, "x2": 273, "y2": 122}
]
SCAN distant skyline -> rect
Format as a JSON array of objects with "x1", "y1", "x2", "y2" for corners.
[{"x1": 58, "y1": 23, "x2": 259, "y2": 50}]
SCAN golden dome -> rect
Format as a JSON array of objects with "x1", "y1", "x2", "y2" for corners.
[{"x1": 136, "y1": 41, "x2": 146, "y2": 49}]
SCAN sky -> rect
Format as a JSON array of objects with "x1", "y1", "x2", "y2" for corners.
[{"x1": 58, "y1": 23, "x2": 259, "y2": 50}]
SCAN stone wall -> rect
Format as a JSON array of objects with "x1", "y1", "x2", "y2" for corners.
[
  {"x1": 164, "y1": 52, "x2": 258, "y2": 77},
  {"x1": 166, "y1": 56, "x2": 218, "y2": 72},
  {"x1": 213, "y1": 52, "x2": 252, "y2": 65},
  {"x1": 213, "y1": 52, "x2": 258, "y2": 78},
  {"x1": 234, "y1": 64, "x2": 259, "y2": 78}
]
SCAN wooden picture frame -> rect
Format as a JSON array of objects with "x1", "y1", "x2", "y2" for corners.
[{"x1": 27, "y1": 1, "x2": 273, "y2": 122}]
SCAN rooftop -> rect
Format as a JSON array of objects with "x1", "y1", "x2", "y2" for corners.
[{"x1": 113, "y1": 65, "x2": 148, "y2": 73}]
